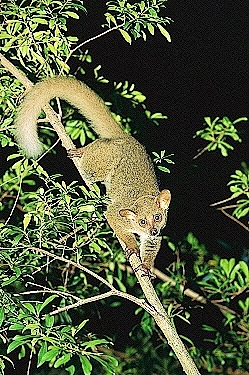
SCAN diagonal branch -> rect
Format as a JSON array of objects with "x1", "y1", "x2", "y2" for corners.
[
  {"x1": 217, "y1": 207, "x2": 249, "y2": 232},
  {"x1": 30, "y1": 246, "x2": 155, "y2": 315},
  {"x1": 62, "y1": 23, "x2": 124, "y2": 74}
]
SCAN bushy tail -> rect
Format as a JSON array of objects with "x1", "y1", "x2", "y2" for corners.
[{"x1": 15, "y1": 77, "x2": 125, "y2": 158}]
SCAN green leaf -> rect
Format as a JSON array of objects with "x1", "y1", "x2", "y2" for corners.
[
  {"x1": 23, "y1": 323, "x2": 40, "y2": 333},
  {"x1": 149, "y1": 8, "x2": 157, "y2": 17},
  {"x1": 63, "y1": 11, "x2": 79, "y2": 19},
  {"x1": 229, "y1": 264, "x2": 240, "y2": 281},
  {"x1": 80, "y1": 355, "x2": 92, "y2": 375},
  {"x1": 36, "y1": 295, "x2": 57, "y2": 314},
  {"x1": 0, "y1": 308, "x2": 4, "y2": 327},
  {"x1": 119, "y1": 29, "x2": 132, "y2": 44},
  {"x1": 66, "y1": 365, "x2": 75, "y2": 375},
  {"x1": 39, "y1": 347, "x2": 60, "y2": 365},
  {"x1": 23, "y1": 213, "x2": 31, "y2": 231},
  {"x1": 9, "y1": 323, "x2": 24, "y2": 331},
  {"x1": 139, "y1": 1, "x2": 145, "y2": 11},
  {"x1": 147, "y1": 23, "x2": 154, "y2": 35},
  {"x1": 7, "y1": 339, "x2": 29, "y2": 353},
  {"x1": 45, "y1": 314, "x2": 54, "y2": 328},
  {"x1": 239, "y1": 261, "x2": 249, "y2": 280},
  {"x1": 84, "y1": 339, "x2": 109, "y2": 349},
  {"x1": 23, "y1": 302, "x2": 36, "y2": 314},
  {"x1": 37, "y1": 341, "x2": 47, "y2": 367},
  {"x1": 157, "y1": 24, "x2": 171, "y2": 42},
  {"x1": 32, "y1": 18, "x2": 48, "y2": 24},
  {"x1": 54, "y1": 353, "x2": 71, "y2": 368},
  {"x1": 233, "y1": 117, "x2": 248, "y2": 124},
  {"x1": 158, "y1": 166, "x2": 170, "y2": 173},
  {"x1": 73, "y1": 319, "x2": 89, "y2": 336}
]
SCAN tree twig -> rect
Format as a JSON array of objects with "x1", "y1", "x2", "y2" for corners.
[
  {"x1": 217, "y1": 208, "x2": 249, "y2": 232},
  {"x1": 30, "y1": 246, "x2": 156, "y2": 316},
  {"x1": 62, "y1": 24, "x2": 124, "y2": 74},
  {"x1": 193, "y1": 141, "x2": 214, "y2": 160},
  {"x1": 210, "y1": 194, "x2": 242, "y2": 207}
]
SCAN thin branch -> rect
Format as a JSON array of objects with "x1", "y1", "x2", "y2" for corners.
[
  {"x1": 0, "y1": 53, "x2": 33, "y2": 88},
  {"x1": 62, "y1": 24, "x2": 124, "y2": 73},
  {"x1": 21, "y1": 282, "x2": 83, "y2": 302},
  {"x1": 30, "y1": 246, "x2": 155, "y2": 315},
  {"x1": 210, "y1": 194, "x2": 242, "y2": 207},
  {"x1": 215, "y1": 204, "x2": 239, "y2": 211},
  {"x1": 193, "y1": 141, "x2": 214, "y2": 160},
  {"x1": 16, "y1": 283, "x2": 126, "y2": 315},
  {"x1": 49, "y1": 291, "x2": 115, "y2": 316},
  {"x1": 193, "y1": 131, "x2": 225, "y2": 160},
  {"x1": 4, "y1": 171, "x2": 23, "y2": 226},
  {"x1": 217, "y1": 208, "x2": 249, "y2": 232}
]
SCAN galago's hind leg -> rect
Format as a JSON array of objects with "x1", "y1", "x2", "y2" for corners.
[
  {"x1": 68, "y1": 139, "x2": 122, "y2": 188},
  {"x1": 68, "y1": 145, "x2": 96, "y2": 189},
  {"x1": 68, "y1": 147, "x2": 85, "y2": 158}
]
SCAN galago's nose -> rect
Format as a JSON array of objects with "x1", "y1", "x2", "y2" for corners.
[{"x1": 150, "y1": 228, "x2": 159, "y2": 236}]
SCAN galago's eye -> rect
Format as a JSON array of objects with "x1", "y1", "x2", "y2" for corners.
[
  {"x1": 154, "y1": 214, "x2": 162, "y2": 222},
  {"x1": 139, "y1": 218, "x2": 147, "y2": 226}
]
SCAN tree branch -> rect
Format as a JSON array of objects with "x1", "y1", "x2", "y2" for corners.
[
  {"x1": 217, "y1": 207, "x2": 249, "y2": 232},
  {"x1": 30, "y1": 246, "x2": 156, "y2": 316},
  {"x1": 62, "y1": 24, "x2": 124, "y2": 74}
]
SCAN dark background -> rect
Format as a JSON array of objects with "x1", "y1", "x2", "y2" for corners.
[{"x1": 74, "y1": 0, "x2": 249, "y2": 259}]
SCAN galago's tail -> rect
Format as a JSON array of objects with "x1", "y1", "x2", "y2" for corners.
[{"x1": 15, "y1": 77, "x2": 125, "y2": 158}]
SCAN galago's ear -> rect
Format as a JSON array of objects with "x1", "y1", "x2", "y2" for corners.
[
  {"x1": 155, "y1": 189, "x2": 171, "y2": 209},
  {"x1": 119, "y1": 209, "x2": 137, "y2": 220}
]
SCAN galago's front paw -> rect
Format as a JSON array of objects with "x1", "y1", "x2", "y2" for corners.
[
  {"x1": 133, "y1": 264, "x2": 156, "y2": 280},
  {"x1": 124, "y1": 247, "x2": 140, "y2": 261},
  {"x1": 68, "y1": 148, "x2": 85, "y2": 158}
]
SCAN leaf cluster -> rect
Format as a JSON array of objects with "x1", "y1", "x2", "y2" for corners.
[
  {"x1": 0, "y1": 292, "x2": 117, "y2": 375},
  {"x1": 105, "y1": 0, "x2": 172, "y2": 43},
  {"x1": 194, "y1": 116, "x2": 247, "y2": 157},
  {"x1": 227, "y1": 166, "x2": 249, "y2": 219},
  {"x1": 159, "y1": 235, "x2": 249, "y2": 373},
  {"x1": 0, "y1": 0, "x2": 85, "y2": 75}
]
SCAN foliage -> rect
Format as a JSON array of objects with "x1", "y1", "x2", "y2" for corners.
[
  {"x1": 0, "y1": 1, "x2": 174, "y2": 373},
  {"x1": 0, "y1": 0, "x2": 86, "y2": 75},
  {"x1": 194, "y1": 116, "x2": 247, "y2": 157},
  {"x1": 152, "y1": 150, "x2": 175, "y2": 173},
  {"x1": 0, "y1": 173, "x2": 125, "y2": 374},
  {"x1": 105, "y1": 0, "x2": 172, "y2": 43},
  {"x1": 160, "y1": 235, "x2": 249, "y2": 374},
  {"x1": 227, "y1": 164, "x2": 249, "y2": 220},
  {"x1": 194, "y1": 115, "x2": 249, "y2": 232}
]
